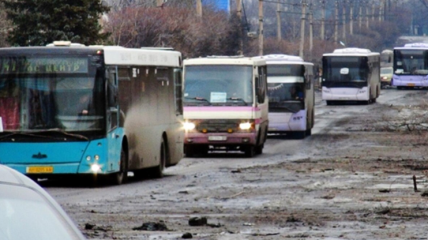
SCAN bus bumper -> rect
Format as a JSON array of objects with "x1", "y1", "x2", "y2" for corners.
[
  {"x1": 392, "y1": 77, "x2": 426, "y2": 87},
  {"x1": 268, "y1": 111, "x2": 306, "y2": 132},
  {"x1": 184, "y1": 132, "x2": 257, "y2": 146},
  {"x1": 322, "y1": 87, "x2": 369, "y2": 101}
]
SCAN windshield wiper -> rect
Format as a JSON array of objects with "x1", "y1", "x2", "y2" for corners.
[
  {"x1": 44, "y1": 129, "x2": 89, "y2": 140},
  {"x1": 269, "y1": 102, "x2": 301, "y2": 113},
  {"x1": 185, "y1": 97, "x2": 211, "y2": 105},
  {"x1": 227, "y1": 97, "x2": 248, "y2": 106}
]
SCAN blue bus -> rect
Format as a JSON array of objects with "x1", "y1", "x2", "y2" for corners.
[{"x1": 0, "y1": 41, "x2": 184, "y2": 185}]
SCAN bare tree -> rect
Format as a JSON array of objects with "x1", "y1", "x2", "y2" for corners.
[
  {"x1": 0, "y1": 2, "x2": 11, "y2": 47},
  {"x1": 103, "y1": 4, "x2": 240, "y2": 58}
]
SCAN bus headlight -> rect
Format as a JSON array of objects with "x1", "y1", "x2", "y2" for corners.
[
  {"x1": 90, "y1": 163, "x2": 101, "y2": 173},
  {"x1": 183, "y1": 121, "x2": 196, "y2": 131},
  {"x1": 239, "y1": 122, "x2": 252, "y2": 130}
]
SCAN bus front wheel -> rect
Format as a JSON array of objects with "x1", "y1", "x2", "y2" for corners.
[
  {"x1": 109, "y1": 147, "x2": 128, "y2": 185},
  {"x1": 294, "y1": 131, "x2": 306, "y2": 139},
  {"x1": 244, "y1": 146, "x2": 256, "y2": 158}
]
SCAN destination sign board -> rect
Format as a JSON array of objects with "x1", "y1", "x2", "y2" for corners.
[{"x1": 0, "y1": 57, "x2": 88, "y2": 74}]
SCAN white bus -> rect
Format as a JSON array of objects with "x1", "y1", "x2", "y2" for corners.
[
  {"x1": 182, "y1": 56, "x2": 268, "y2": 157},
  {"x1": 322, "y1": 48, "x2": 381, "y2": 105},
  {"x1": 262, "y1": 54, "x2": 315, "y2": 139},
  {"x1": 0, "y1": 41, "x2": 184, "y2": 185},
  {"x1": 393, "y1": 42, "x2": 428, "y2": 89}
]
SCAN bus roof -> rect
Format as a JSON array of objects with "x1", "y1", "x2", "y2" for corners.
[
  {"x1": 256, "y1": 54, "x2": 314, "y2": 66},
  {"x1": 323, "y1": 47, "x2": 380, "y2": 57},
  {"x1": 394, "y1": 42, "x2": 428, "y2": 50},
  {"x1": 184, "y1": 56, "x2": 266, "y2": 66},
  {"x1": 102, "y1": 46, "x2": 181, "y2": 67},
  {"x1": 0, "y1": 43, "x2": 182, "y2": 68}
]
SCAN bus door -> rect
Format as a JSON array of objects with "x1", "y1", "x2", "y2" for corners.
[
  {"x1": 107, "y1": 67, "x2": 119, "y2": 131},
  {"x1": 106, "y1": 67, "x2": 121, "y2": 172}
]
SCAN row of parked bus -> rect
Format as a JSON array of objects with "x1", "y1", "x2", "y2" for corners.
[
  {"x1": 0, "y1": 41, "x2": 385, "y2": 186},
  {"x1": 182, "y1": 54, "x2": 315, "y2": 158}
]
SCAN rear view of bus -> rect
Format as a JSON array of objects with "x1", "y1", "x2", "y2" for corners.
[
  {"x1": 322, "y1": 48, "x2": 381, "y2": 105},
  {"x1": 263, "y1": 54, "x2": 315, "y2": 139},
  {"x1": 182, "y1": 56, "x2": 268, "y2": 157},
  {"x1": 393, "y1": 43, "x2": 428, "y2": 89}
]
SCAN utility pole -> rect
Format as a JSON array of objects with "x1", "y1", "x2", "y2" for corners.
[
  {"x1": 379, "y1": 0, "x2": 384, "y2": 22},
  {"x1": 342, "y1": 1, "x2": 346, "y2": 41},
  {"x1": 299, "y1": 0, "x2": 307, "y2": 58},
  {"x1": 371, "y1": 2, "x2": 375, "y2": 22},
  {"x1": 237, "y1": 0, "x2": 243, "y2": 55},
  {"x1": 349, "y1": 0, "x2": 353, "y2": 35},
  {"x1": 359, "y1": 3, "x2": 362, "y2": 29},
  {"x1": 320, "y1": 0, "x2": 325, "y2": 40},
  {"x1": 334, "y1": 0, "x2": 338, "y2": 44},
  {"x1": 258, "y1": 0, "x2": 263, "y2": 56},
  {"x1": 277, "y1": 1, "x2": 282, "y2": 41},
  {"x1": 366, "y1": 1, "x2": 369, "y2": 29},
  {"x1": 196, "y1": 0, "x2": 202, "y2": 18},
  {"x1": 385, "y1": 0, "x2": 390, "y2": 21},
  {"x1": 309, "y1": 0, "x2": 313, "y2": 60}
]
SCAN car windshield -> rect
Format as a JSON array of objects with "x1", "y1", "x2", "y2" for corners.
[
  {"x1": 0, "y1": 184, "x2": 82, "y2": 240},
  {"x1": 381, "y1": 68, "x2": 393, "y2": 74}
]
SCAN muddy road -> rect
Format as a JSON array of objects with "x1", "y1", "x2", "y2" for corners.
[{"x1": 46, "y1": 88, "x2": 428, "y2": 239}]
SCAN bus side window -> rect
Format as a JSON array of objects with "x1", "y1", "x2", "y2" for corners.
[
  {"x1": 256, "y1": 66, "x2": 267, "y2": 104},
  {"x1": 304, "y1": 66, "x2": 310, "y2": 90},
  {"x1": 107, "y1": 69, "x2": 117, "y2": 106},
  {"x1": 107, "y1": 68, "x2": 118, "y2": 131},
  {"x1": 174, "y1": 68, "x2": 183, "y2": 116}
]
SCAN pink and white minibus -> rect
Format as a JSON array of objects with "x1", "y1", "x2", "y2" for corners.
[{"x1": 182, "y1": 56, "x2": 268, "y2": 157}]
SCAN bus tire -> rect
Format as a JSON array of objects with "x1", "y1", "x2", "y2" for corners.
[
  {"x1": 244, "y1": 146, "x2": 256, "y2": 158},
  {"x1": 306, "y1": 128, "x2": 312, "y2": 136},
  {"x1": 110, "y1": 147, "x2": 128, "y2": 185},
  {"x1": 184, "y1": 145, "x2": 194, "y2": 157},
  {"x1": 255, "y1": 144, "x2": 263, "y2": 155},
  {"x1": 255, "y1": 129, "x2": 267, "y2": 155},
  {"x1": 294, "y1": 131, "x2": 306, "y2": 139},
  {"x1": 152, "y1": 139, "x2": 167, "y2": 178}
]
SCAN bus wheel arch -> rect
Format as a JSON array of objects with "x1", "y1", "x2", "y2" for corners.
[
  {"x1": 255, "y1": 127, "x2": 267, "y2": 155},
  {"x1": 109, "y1": 141, "x2": 129, "y2": 185},
  {"x1": 162, "y1": 133, "x2": 171, "y2": 166},
  {"x1": 152, "y1": 134, "x2": 168, "y2": 178}
]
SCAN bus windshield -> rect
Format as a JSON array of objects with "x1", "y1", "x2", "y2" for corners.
[
  {"x1": 184, "y1": 65, "x2": 253, "y2": 106},
  {"x1": 322, "y1": 56, "x2": 369, "y2": 88},
  {"x1": 267, "y1": 81, "x2": 304, "y2": 113},
  {"x1": 393, "y1": 49, "x2": 428, "y2": 75},
  {"x1": 0, "y1": 55, "x2": 105, "y2": 132}
]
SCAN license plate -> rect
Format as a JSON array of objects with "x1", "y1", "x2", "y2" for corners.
[
  {"x1": 208, "y1": 136, "x2": 227, "y2": 141},
  {"x1": 407, "y1": 83, "x2": 415, "y2": 86},
  {"x1": 27, "y1": 166, "x2": 54, "y2": 173}
]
